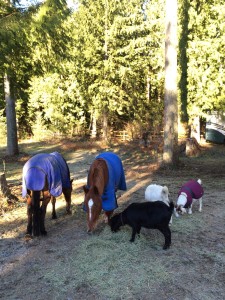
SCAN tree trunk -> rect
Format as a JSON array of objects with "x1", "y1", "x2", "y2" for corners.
[
  {"x1": 91, "y1": 110, "x2": 97, "y2": 139},
  {"x1": 4, "y1": 73, "x2": 19, "y2": 156},
  {"x1": 179, "y1": 0, "x2": 189, "y2": 125},
  {"x1": 191, "y1": 115, "x2": 200, "y2": 143},
  {"x1": 186, "y1": 137, "x2": 201, "y2": 157},
  {"x1": 102, "y1": 110, "x2": 108, "y2": 141},
  {"x1": 146, "y1": 71, "x2": 151, "y2": 102},
  {"x1": 0, "y1": 173, "x2": 19, "y2": 204},
  {"x1": 163, "y1": 0, "x2": 178, "y2": 166},
  {"x1": 102, "y1": 1, "x2": 109, "y2": 142}
]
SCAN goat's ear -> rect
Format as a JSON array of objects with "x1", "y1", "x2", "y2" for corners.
[{"x1": 83, "y1": 185, "x2": 89, "y2": 194}]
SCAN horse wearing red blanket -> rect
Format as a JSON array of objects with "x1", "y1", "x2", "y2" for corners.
[
  {"x1": 83, "y1": 152, "x2": 127, "y2": 232},
  {"x1": 22, "y1": 152, "x2": 73, "y2": 237}
]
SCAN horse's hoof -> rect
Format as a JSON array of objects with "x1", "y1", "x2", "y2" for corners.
[
  {"x1": 52, "y1": 215, "x2": 57, "y2": 219},
  {"x1": 66, "y1": 210, "x2": 72, "y2": 215},
  {"x1": 25, "y1": 233, "x2": 32, "y2": 239},
  {"x1": 41, "y1": 230, "x2": 47, "y2": 236},
  {"x1": 33, "y1": 231, "x2": 41, "y2": 237}
]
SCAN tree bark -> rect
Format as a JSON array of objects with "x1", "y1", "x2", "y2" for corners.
[
  {"x1": 0, "y1": 173, "x2": 19, "y2": 204},
  {"x1": 4, "y1": 73, "x2": 19, "y2": 156},
  {"x1": 163, "y1": 0, "x2": 178, "y2": 165},
  {"x1": 102, "y1": 110, "x2": 108, "y2": 141},
  {"x1": 191, "y1": 115, "x2": 200, "y2": 143},
  {"x1": 186, "y1": 137, "x2": 201, "y2": 157},
  {"x1": 91, "y1": 110, "x2": 97, "y2": 139}
]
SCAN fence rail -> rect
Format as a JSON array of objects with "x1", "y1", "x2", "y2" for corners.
[
  {"x1": 112, "y1": 130, "x2": 164, "y2": 142},
  {"x1": 113, "y1": 130, "x2": 129, "y2": 141}
]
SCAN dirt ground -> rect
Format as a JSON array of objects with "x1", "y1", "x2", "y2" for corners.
[{"x1": 0, "y1": 139, "x2": 225, "y2": 300}]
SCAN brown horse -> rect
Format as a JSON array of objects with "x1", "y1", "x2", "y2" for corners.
[
  {"x1": 83, "y1": 152, "x2": 127, "y2": 232},
  {"x1": 22, "y1": 152, "x2": 73, "y2": 237}
]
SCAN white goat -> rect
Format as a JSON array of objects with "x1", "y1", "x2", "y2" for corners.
[
  {"x1": 145, "y1": 184, "x2": 170, "y2": 205},
  {"x1": 174, "y1": 179, "x2": 204, "y2": 217},
  {"x1": 144, "y1": 184, "x2": 172, "y2": 224}
]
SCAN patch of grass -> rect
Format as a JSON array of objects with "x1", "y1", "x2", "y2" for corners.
[
  {"x1": 44, "y1": 226, "x2": 169, "y2": 299},
  {"x1": 196, "y1": 247, "x2": 225, "y2": 265},
  {"x1": 172, "y1": 212, "x2": 205, "y2": 235}
]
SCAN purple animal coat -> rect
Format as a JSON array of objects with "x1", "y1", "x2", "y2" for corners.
[
  {"x1": 22, "y1": 152, "x2": 71, "y2": 198},
  {"x1": 178, "y1": 180, "x2": 204, "y2": 208}
]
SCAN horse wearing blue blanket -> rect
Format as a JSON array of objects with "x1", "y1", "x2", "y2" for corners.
[
  {"x1": 22, "y1": 152, "x2": 73, "y2": 237},
  {"x1": 83, "y1": 152, "x2": 127, "y2": 232}
]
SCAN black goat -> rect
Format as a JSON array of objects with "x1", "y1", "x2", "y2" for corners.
[{"x1": 110, "y1": 201, "x2": 174, "y2": 250}]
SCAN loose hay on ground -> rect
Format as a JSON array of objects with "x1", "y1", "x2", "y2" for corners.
[
  {"x1": 44, "y1": 226, "x2": 170, "y2": 299},
  {"x1": 2, "y1": 141, "x2": 225, "y2": 300}
]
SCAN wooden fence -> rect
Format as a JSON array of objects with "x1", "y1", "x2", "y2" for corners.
[
  {"x1": 112, "y1": 130, "x2": 130, "y2": 141},
  {"x1": 112, "y1": 130, "x2": 164, "y2": 142}
]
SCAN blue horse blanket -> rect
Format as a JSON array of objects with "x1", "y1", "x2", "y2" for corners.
[
  {"x1": 87, "y1": 152, "x2": 127, "y2": 211},
  {"x1": 22, "y1": 152, "x2": 71, "y2": 198}
]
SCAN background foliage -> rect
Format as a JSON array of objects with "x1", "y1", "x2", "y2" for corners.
[{"x1": 0, "y1": 0, "x2": 224, "y2": 140}]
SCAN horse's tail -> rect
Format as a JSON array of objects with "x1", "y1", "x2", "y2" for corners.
[{"x1": 32, "y1": 190, "x2": 41, "y2": 236}]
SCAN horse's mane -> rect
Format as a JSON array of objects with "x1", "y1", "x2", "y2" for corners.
[{"x1": 88, "y1": 158, "x2": 108, "y2": 195}]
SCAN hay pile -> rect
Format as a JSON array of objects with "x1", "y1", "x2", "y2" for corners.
[
  {"x1": 44, "y1": 211, "x2": 220, "y2": 299},
  {"x1": 44, "y1": 226, "x2": 169, "y2": 299}
]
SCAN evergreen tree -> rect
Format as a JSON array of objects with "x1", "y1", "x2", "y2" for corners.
[
  {"x1": 70, "y1": 0, "x2": 165, "y2": 138},
  {"x1": 188, "y1": 0, "x2": 225, "y2": 112},
  {"x1": 179, "y1": 0, "x2": 225, "y2": 138},
  {"x1": 27, "y1": 0, "x2": 82, "y2": 134},
  {"x1": 0, "y1": 0, "x2": 34, "y2": 154}
]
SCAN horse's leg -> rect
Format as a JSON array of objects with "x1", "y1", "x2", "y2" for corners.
[
  {"x1": 62, "y1": 180, "x2": 73, "y2": 214},
  {"x1": 26, "y1": 195, "x2": 33, "y2": 235},
  {"x1": 40, "y1": 196, "x2": 51, "y2": 235},
  {"x1": 32, "y1": 191, "x2": 41, "y2": 236},
  {"x1": 51, "y1": 196, "x2": 57, "y2": 219}
]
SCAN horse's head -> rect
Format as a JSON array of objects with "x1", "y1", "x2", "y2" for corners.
[{"x1": 83, "y1": 185, "x2": 102, "y2": 232}]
